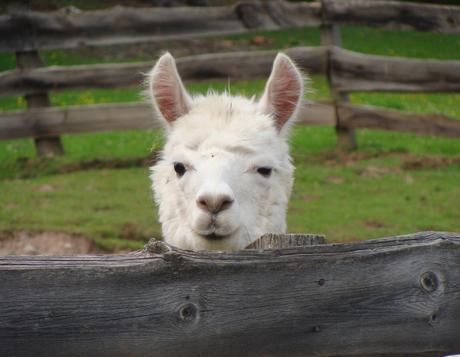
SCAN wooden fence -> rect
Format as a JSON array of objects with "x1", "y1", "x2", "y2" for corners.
[
  {"x1": 1, "y1": 0, "x2": 459, "y2": 154},
  {"x1": 1, "y1": 231, "x2": 459, "y2": 356}
]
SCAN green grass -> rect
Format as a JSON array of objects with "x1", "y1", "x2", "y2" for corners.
[{"x1": 0, "y1": 25, "x2": 459, "y2": 250}]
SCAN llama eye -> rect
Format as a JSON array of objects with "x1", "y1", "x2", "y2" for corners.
[
  {"x1": 257, "y1": 167, "x2": 272, "y2": 177},
  {"x1": 173, "y1": 162, "x2": 186, "y2": 177}
]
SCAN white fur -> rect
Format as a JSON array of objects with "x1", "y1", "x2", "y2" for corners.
[{"x1": 148, "y1": 53, "x2": 305, "y2": 251}]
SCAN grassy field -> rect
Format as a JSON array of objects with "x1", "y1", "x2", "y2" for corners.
[{"x1": 1, "y1": 26, "x2": 459, "y2": 250}]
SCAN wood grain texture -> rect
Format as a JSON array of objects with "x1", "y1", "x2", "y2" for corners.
[
  {"x1": 245, "y1": 233, "x2": 326, "y2": 249},
  {"x1": 0, "y1": 101, "x2": 335, "y2": 140},
  {"x1": 322, "y1": 0, "x2": 460, "y2": 34},
  {"x1": 331, "y1": 47, "x2": 460, "y2": 93},
  {"x1": 2, "y1": 45, "x2": 459, "y2": 97},
  {"x1": 0, "y1": 231, "x2": 459, "y2": 356},
  {"x1": 0, "y1": 47, "x2": 327, "y2": 97},
  {"x1": 0, "y1": 1, "x2": 320, "y2": 53},
  {"x1": 338, "y1": 103, "x2": 460, "y2": 138}
]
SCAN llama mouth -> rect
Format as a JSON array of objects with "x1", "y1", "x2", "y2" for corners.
[{"x1": 200, "y1": 232, "x2": 229, "y2": 240}]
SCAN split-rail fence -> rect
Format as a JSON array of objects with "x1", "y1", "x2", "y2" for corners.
[
  {"x1": 0, "y1": 0, "x2": 459, "y2": 154},
  {"x1": 1, "y1": 231, "x2": 460, "y2": 356}
]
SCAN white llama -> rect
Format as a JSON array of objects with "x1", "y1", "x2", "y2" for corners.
[{"x1": 148, "y1": 52, "x2": 305, "y2": 251}]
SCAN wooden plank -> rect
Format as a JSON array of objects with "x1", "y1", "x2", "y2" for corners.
[
  {"x1": 322, "y1": 0, "x2": 460, "y2": 34},
  {"x1": 0, "y1": 47, "x2": 328, "y2": 97},
  {"x1": 0, "y1": 1, "x2": 321, "y2": 53},
  {"x1": 331, "y1": 47, "x2": 460, "y2": 93},
  {"x1": 0, "y1": 231, "x2": 459, "y2": 356},
  {"x1": 3, "y1": 46, "x2": 460, "y2": 98},
  {"x1": 15, "y1": 50, "x2": 64, "y2": 156},
  {"x1": 320, "y1": 23, "x2": 357, "y2": 149},
  {"x1": 245, "y1": 233, "x2": 326, "y2": 249},
  {"x1": 338, "y1": 102, "x2": 460, "y2": 138},
  {"x1": 0, "y1": 101, "x2": 335, "y2": 141}
]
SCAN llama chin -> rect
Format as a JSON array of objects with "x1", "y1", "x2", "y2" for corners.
[{"x1": 147, "y1": 52, "x2": 305, "y2": 251}]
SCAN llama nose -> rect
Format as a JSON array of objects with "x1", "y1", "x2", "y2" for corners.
[{"x1": 196, "y1": 193, "x2": 234, "y2": 214}]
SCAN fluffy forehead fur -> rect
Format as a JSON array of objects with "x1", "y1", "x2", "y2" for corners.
[
  {"x1": 148, "y1": 52, "x2": 304, "y2": 251},
  {"x1": 166, "y1": 94, "x2": 288, "y2": 158}
]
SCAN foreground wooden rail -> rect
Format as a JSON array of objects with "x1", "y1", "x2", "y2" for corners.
[{"x1": 1, "y1": 231, "x2": 459, "y2": 356}]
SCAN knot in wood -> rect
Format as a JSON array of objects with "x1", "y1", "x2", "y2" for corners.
[
  {"x1": 163, "y1": 251, "x2": 183, "y2": 265},
  {"x1": 178, "y1": 303, "x2": 198, "y2": 323},
  {"x1": 420, "y1": 271, "x2": 439, "y2": 293},
  {"x1": 145, "y1": 238, "x2": 171, "y2": 255}
]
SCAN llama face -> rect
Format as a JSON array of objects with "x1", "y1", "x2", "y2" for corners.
[{"x1": 148, "y1": 53, "x2": 304, "y2": 251}]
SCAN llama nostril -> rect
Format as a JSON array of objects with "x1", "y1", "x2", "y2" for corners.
[
  {"x1": 220, "y1": 198, "x2": 234, "y2": 211},
  {"x1": 196, "y1": 195, "x2": 234, "y2": 214}
]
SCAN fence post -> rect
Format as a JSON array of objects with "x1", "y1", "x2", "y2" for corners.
[
  {"x1": 320, "y1": 23, "x2": 357, "y2": 150},
  {"x1": 9, "y1": 3, "x2": 64, "y2": 157}
]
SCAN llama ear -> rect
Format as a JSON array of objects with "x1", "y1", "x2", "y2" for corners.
[
  {"x1": 148, "y1": 52, "x2": 192, "y2": 126},
  {"x1": 258, "y1": 53, "x2": 304, "y2": 132}
]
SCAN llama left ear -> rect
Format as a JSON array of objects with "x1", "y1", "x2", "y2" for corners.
[
  {"x1": 259, "y1": 53, "x2": 304, "y2": 132},
  {"x1": 148, "y1": 52, "x2": 192, "y2": 127}
]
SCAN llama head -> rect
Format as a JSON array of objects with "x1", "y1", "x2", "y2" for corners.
[{"x1": 148, "y1": 52, "x2": 305, "y2": 251}]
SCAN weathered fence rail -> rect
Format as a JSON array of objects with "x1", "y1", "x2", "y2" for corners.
[
  {"x1": 321, "y1": 0, "x2": 460, "y2": 34},
  {"x1": 3, "y1": 46, "x2": 460, "y2": 97},
  {"x1": 0, "y1": 47, "x2": 328, "y2": 97},
  {"x1": 1, "y1": 0, "x2": 459, "y2": 53},
  {"x1": 1, "y1": 231, "x2": 459, "y2": 356},
  {"x1": 1, "y1": 0, "x2": 459, "y2": 154},
  {"x1": 0, "y1": 101, "x2": 336, "y2": 140},
  {"x1": 0, "y1": 1, "x2": 321, "y2": 53}
]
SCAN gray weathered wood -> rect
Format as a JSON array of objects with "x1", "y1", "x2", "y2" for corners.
[
  {"x1": 320, "y1": 21, "x2": 357, "y2": 150},
  {"x1": 338, "y1": 102, "x2": 460, "y2": 138},
  {"x1": 0, "y1": 101, "x2": 335, "y2": 141},
  {"x1": 0, "y1": 1, "x2": 321, "y2": 53},
  {"x1": 0, "y1": 231, "x2": 459, "y2": 356},
  {"x1": 15, "y1": 50, "x2": 64, "y2": 156},
  {"x1": 245, "y1": 233, "x2": 326, "y2": 249},
  {"x1": 331, "y1": 47, "x2": 460, "y2": 93},
  {"x1": 0, "y1": 47, "x2": 328, "y2": 97},
  {"x1": 3, "y1": 46, "x2": 460, "y2": 98},
  {"x1": 322, "y1": 0, "x2": 460, "y2": 34}
]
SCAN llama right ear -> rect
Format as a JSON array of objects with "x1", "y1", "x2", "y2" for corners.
[
  {"x1": 258, "y1": 53, "x2": 304, "y2": 133},
  {"x1": 148, "y1": 53, "x2": 192, "y2": 127}
]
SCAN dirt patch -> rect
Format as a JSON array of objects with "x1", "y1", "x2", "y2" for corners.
[
  {"x1": 402, "y1": 156, "x2": 460, "y2": 171},
  {"x1": 58, "y1": 156, "x2": 156, "y2": 174},
  {"x1": 325, "y1": 175, "x2": 344, "y2": 184},
  {"x1": 320, "y1": 150, "x2": 397, "y2": 167},
  {"x1": 357, "y1": 165, "x2": 399, "y2": 178},
  {"x1": 363, "y1": 220, "x2": 387, "y2": 229},
  {"x1": 16, "y1": 154, "x2": 159, "y2": 179},
  {"x1": 0, "y1": 231, "x2": 99, "y2": 256}
]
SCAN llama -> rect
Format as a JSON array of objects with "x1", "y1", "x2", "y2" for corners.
[{"x1": 148, "y1": 52, "x2": 305, "y2": 251}]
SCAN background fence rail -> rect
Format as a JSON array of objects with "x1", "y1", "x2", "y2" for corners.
[
  {"x1": 1, "y1": 231, "x2": 459, "y2": 356},
  {"x1": 0, "y1": 0, "x2": 459, "y2": 154}
]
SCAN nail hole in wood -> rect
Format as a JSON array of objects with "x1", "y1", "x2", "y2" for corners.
[
  {"x1": 178, "y1": 303, "x2": 198, "y2": 322},
  {"x1": 420, "y1": 271, "x2": 438, "y2": 293},
  {"x1": 312, "y1": 325, "x2": 321, "y2": 332},
  {"x1": 318, "y1": 278, "x2": 325, "y2": 286}
]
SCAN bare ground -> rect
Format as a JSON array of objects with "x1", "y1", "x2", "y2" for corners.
[{"x1": 0, "y1": 231, "x2": 99, "y2": 256}]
